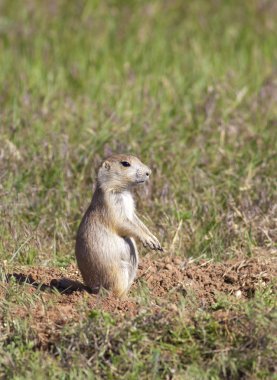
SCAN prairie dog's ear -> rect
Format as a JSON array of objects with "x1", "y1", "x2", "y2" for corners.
[
  {"x1": 98, "y1": 160, "x2": 110, "y2": 181},
  {"x1": 102, "y1": 161, "x2": 110, "y2": 170}
]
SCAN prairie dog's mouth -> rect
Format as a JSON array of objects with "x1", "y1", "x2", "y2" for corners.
[{"x1": 136, "y1": 179, "x2": 146, "y2": 184}]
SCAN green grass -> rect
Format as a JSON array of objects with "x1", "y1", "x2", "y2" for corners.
[
  {"x1": 0, "y1": 288, "x2": 276, "y2": 379},
  {"x1": 0, "y1": 0, "x2": 276, "y2": 379}
]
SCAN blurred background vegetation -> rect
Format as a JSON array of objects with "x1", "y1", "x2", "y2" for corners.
[{"x1": 1, "y1": 0, "x2": 276, "y2": 266}]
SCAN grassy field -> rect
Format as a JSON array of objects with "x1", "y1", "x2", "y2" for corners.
[{"x1": 0, "y1": 0, "x2": 276, "y2": 378}]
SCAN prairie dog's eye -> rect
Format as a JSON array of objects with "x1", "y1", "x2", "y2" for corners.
[{"x1": 121, "y1": 161, "x2": 131, "y2": 167}]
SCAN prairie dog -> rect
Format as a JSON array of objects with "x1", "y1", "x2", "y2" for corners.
[{"x1": 75, "y1": 154, "x2": 162, "y2": 298}]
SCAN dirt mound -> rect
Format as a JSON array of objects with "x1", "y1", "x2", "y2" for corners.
[
  {"x1": 1, "y1": 255, "x2": 275, "y2": 345},
  {"x1": 138, "y1": 255, "x2": 275, "y2": 306}
]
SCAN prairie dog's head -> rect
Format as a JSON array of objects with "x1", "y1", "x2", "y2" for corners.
[{"x1": 97, "y1": 154, "x2": 151, "y2": 191}]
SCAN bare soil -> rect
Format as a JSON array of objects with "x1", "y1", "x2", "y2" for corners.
[{"x1": 1, "y1": 254, "x2": 276, "y2": 346}]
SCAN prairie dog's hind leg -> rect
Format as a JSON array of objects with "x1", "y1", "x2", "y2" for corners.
[
  {"x1": 111, "y1": 237, "x2": 138, "y2": 297},
  {"x1": 110, "y1": 264, "x2": 130, "y2": 298}
]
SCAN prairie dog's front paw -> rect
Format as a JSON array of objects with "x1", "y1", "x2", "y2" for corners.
[{"x1": 141, "y1": 235, "x2": 163, "y2": 251}]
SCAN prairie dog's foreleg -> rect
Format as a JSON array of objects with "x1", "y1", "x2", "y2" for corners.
[
  {"x1": 114, "y1": 216, "x2": 162, "y2": 251},
  {"x1": 134, "y1": 214, "x2": 163, "y2": 251},
  {"x1": 134, "y1": 214, "x2": 160, "y2": 242}
]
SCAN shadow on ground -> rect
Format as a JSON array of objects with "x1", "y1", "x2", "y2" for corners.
[{"x1": 5, "y1": 273, "x2": 95, "y2": 294}]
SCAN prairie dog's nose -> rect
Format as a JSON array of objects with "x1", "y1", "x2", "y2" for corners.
[{"x1": 145, "y1": 167, "x2": 151, "y2": 177}]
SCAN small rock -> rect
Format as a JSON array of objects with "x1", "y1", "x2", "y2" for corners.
[
  {"x1": 235, "y1": 290, "x2": 242, "y2": 298},
  {"x1": 169, "y1": 304, "x2": 178, "y2": 312},
  {"x1": 173, "y1": 257, "x2": 182, "y2": 265},
  {"x1": 224, "y1": 274, "x2": 237, "y2": 284}
]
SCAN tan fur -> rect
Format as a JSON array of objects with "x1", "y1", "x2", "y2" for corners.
[{"x1": 75, "y1": 154, "x2": 162, "y2": 298}]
